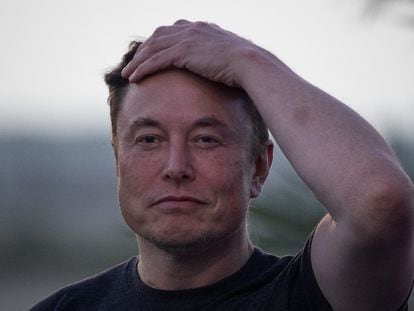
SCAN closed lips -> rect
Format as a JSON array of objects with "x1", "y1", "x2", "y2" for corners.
[{"x1": 151, "y1": 196, "x2": 208, "y2": 206}]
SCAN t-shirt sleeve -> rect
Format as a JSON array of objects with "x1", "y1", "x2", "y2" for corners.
[{"x1": 288, "y1": 229, "x2": 333, "y2": 310}]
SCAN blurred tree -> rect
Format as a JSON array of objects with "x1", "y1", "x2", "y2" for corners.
[
  {"x1": 249, "y1": 135, "x2": 414, "y2": 256},
  {"x1": 363, "y1": 0, "x2": 414, "y2": 27},
  {"x1": 248, "y1": 150, "x2": 326, "y2": 255}
]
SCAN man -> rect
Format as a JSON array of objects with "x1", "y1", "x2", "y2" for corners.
[{"x1": 32, "y1": 20, "x2": 414, "y2": 310}]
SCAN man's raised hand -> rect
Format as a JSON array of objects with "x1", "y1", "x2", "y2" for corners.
[{"x1": 121, "y1": 20, "x2": 259, "y2": 87}]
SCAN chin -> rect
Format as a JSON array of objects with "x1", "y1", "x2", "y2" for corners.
[
  {"x1": 137, "y1": 220, "x2": 246, "y2": 256},
  {"x1": 143, "y1": 229, "x2": 220, "y2": 253}
]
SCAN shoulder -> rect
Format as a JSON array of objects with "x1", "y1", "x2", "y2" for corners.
[
  {"x1": 246, "y1": 231, "x2": 332, "y2": 311},
  {"x1": 30, "y1": 257, "x2": 137, "y2": 311}
]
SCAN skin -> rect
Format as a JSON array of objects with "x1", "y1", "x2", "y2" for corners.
[
  {"x1": 115, "y1": 69, "x2": 273, "y2": 289},
  {"x1": 121, "y1": 20, "x2": 414, "y2": 310}
]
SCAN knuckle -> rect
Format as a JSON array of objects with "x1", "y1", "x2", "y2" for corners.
[
  {"x1": 153, "y1": 25, "x2": 168, "y2": 36},
  {"x1": 193, "y1": 21, "x2": 207, "y2": 29},
  {"x1": 174, "y1": 19, "x2": 190, "y2": 25},
  {"x1": 147, "y1": 36, "x2": 160, "y2": 48},
  {"x1": 185, "y1": 21, "x2": 211, "y2": 36},
  {"x1": 187, "y1": 25, "x2": 202, "y2": 36},
  {"x1": 142, "y1": 36, "x2": 162, "y2": 53}
]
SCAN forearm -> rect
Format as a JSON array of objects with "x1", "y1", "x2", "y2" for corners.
[{"x1": 237, "y1": 49, "x2": 413, "y2": 224}]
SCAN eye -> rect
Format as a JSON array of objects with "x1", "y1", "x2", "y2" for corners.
[
  {"x1": 199, "y1": 136, "x2": 216, "y2": 143},
  {"x1": 194, "y1": 135, "x2": 221, "y2": 148},
  {"x1": 138, "y1": 136, "x2": 157, "y2": 144},
  {"x1": 135, "y1": 135, "x2": 161, "y2": 149}
]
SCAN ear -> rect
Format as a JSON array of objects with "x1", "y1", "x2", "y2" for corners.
[
  {"x1": 250, "y1": 140, "x2": 274, "y2": 198},
  {"x1": 112, "y1": 140, "x2": 120, "y2": 177}
]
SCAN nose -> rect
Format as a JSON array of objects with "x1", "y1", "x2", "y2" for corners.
[{"x1": 162, "y1": 140, "x2": 194, "y2": 183}]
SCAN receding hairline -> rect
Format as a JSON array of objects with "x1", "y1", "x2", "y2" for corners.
[
  {"x1": 116, "y1": 72, "x2": 256, "y2": 140},
  {"x1": 125, "y1": 68, "x2": 243, "y2": 98},
  {"x1": 104, "y1": 43, "x2": 269, "y2": 160}
]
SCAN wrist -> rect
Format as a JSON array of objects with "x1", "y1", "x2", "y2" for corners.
[{"x1": 233, "y1": 46, "x2": 295, "y2": 91}]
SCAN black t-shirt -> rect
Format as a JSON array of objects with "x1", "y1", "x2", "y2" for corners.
[
  {"x1": 31, "y1": 233, "x2": 332, "y2": 311},
  {"x1": 30, "y1": 233, "x2": 409, "y2": 311}
]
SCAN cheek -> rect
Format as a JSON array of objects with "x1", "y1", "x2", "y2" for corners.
[
  {"x1": 117, "y1": 160, "x2": 155, "y2": 234},
  {"x1": 205, "y1": 155, "x2": 253, "y2": 206},
  {"x1": 117, "y1": 151, "x2": 161, "y2": 211},
  {"x1": 119, "y1": 148, "x2": 161, "y2": 182}
]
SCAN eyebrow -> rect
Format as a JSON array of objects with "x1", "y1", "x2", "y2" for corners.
[
  {"x1": 129, "y1": 116, "x2": 230, "y2": 131},
  {"x1": 191, "y1": 116, "x2": 229, "y2": 130},
  {"x1": 130, "y1": 117, "x2": 161, "y2": 130}
]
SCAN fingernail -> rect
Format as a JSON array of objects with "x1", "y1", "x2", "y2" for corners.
[
  {"x1": 121, "y1": 67, "x2": 128, "y2": 78},
  {"x1": 128, "y1": 72, "x2": 137, "y2": 82}
]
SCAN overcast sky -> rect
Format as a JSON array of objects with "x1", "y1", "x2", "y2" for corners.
[{"x1": 1, "y1": 0, "x2": 413, "y2": 139}]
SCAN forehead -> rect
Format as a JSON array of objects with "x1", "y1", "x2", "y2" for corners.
[{"x1": 118, "y1": 70, "x2": 251, "y2": 132}]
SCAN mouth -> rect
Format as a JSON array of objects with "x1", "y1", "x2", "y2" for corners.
[{"x1": 151, "y1": 196, "x2": 208, "y2": 206}]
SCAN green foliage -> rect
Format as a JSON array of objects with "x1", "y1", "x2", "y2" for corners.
[
  {"x1": 248, "y1": 135, "x2": 414, "y2": 256},
  {"x1": 248, "y1": 152, "x2": 325, "y2": 256}
]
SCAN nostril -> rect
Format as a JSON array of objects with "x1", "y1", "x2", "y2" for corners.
[
  {"x1": 162, "y1": 143, "x2": 195, "y2": 182},
  {"x1": 162, "y1": 162, "x2": 194, "y2": 183},
  {"x1": 162, "y1": 163, "x2": 193, "y2": 182}
]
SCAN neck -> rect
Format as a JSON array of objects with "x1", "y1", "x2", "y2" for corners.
[{"x1": 136, "y1": 224, "x2": 254, "y2": 290}]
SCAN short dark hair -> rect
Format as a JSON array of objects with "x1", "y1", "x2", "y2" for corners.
[{"x1": 104, "y1": 41, "x2": 269, "y2": 160}]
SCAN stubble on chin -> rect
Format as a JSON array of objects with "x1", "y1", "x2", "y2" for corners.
[{"x1": 136, "y1": 219, "x2": 247, "y2": 257}]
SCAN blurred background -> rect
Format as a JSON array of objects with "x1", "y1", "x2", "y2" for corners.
[{"x1": 1, "y1": 0, "x2": 413, "y2": 309}]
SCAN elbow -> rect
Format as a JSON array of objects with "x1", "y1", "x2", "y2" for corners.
[{"x1": 358, "y1": 172, "x2": 414, "y2": 238}]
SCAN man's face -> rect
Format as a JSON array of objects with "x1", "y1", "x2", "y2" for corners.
[{"x1": 116, "y1": 70, "x2": 263, "y2": 251}]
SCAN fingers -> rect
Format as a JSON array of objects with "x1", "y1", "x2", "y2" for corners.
[
  {"x1": 122, "y1": 23, "x2": 189, "y2": 79},
  {"x1": 128, "y1": 45, "x2": 180, "y2": 82},
  {"x1": 120, "y1": 20, "x2": 231, "y2": 83},
  {"x1": 174, "y1": 19, "x2": 191, "y2": 25},
  {"x1": 122, "y1": 30, "x2": 186, "y2": 80}
]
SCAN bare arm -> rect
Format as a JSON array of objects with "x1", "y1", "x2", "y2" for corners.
[
  {"x1": 238, "y1": 51, "x2": 414, "y2": 310},
  {"x1": 122, "y1": 20, "x2": 414, "y2": 310}
]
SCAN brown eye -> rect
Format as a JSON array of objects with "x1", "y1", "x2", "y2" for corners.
[
  {"x1": 135, "y1": 135, "x2": 161, "y2": 149},
  {"x1": 139, "y1": 136, "x2": 157, "y2": 144},
  {"x1": 198, "y1": 136, "x2": 217, "y2": 143},
  {"x1": 195, "y1": 135, "x2": 221, "y2": 149}
]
